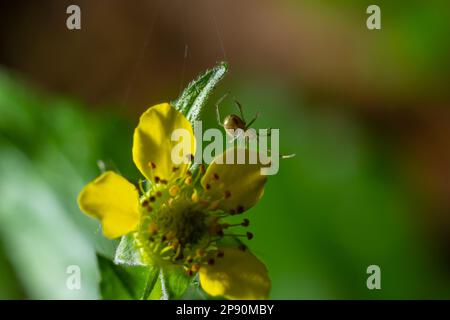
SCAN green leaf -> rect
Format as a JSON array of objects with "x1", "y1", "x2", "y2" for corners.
[
  {"x1": 114, "y1": 233, "x2": 144, "y2": 266},
  {"x1": 160, "y1": 267, "x2": 193, "y2": 300},
  {"x1": 174, "y1": 61, "x2": 228, "y2": 124},
  {"x1": 0, "y1": 140, "x2": 99, "y2": 299},
  {"x1": 97, "y1": 254, "x2": 159, "y2": 300}
]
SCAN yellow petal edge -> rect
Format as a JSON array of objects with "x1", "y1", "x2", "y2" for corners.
[{"x1": 77, "y1": 171, "x2": 140, "y2": 239}]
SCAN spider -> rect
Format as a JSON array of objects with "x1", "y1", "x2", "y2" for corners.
[
  {"x1": 215, "y1": 93, "x2": 270, "y2": 139},
  {"x1": 215, "y1": 93, "x2": 295, "y2": 159}
]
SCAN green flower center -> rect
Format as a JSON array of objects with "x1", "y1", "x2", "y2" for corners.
[{"x1": 134, "y1": 164, "x2": 253, "y2": 276}]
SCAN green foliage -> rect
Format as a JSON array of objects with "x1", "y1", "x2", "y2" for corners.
[
  {"x1": 97, "y1": 254, "x2": 159, "y2": 300},
  {"x1": 161, "y1": 268, "x2": 193, "y2": 300},
  {"x1": 1, "y1": 63, "x2": 449, "y2": 300},
  {"x1": 174, "y1": 61, "x2": 228, "y2": 124}
]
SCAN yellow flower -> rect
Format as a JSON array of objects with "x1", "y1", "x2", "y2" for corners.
[{"x1": 78, "y1": 103, "x2": 270, "y2": 300}]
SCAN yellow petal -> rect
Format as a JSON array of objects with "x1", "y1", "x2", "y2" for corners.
[
  {"x1": 199, "y1": 247, "x2": 271, "y2": 299},
  {"x1": 201, "y1": 148, "x2": 267, "y2": 213},
  {"x1": 132, "y1": 103, "x2": 195, "y2": 183},
  {"x1": 77, "y1": 171, "x2": 140, "y2": 239}
]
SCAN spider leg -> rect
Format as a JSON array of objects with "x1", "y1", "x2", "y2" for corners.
[
  {"x1": 234, "y1": 100, "x2": 245, "y2": 121},
  {"x1": 215, "y1": 92, "x2": 230, "y2": 127},
  {"x1": 245, "y1": 112, "x2": 260, "y2": 130},
  {"x1": 281, "y1": 153, "x2": 296, "y2": 159}
]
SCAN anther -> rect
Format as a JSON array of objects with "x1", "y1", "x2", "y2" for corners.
[
  {"x1": 207, "y1": 258, "x2": 215, "y2": 265},
  {"x1": 213, "y1": 173, "x2": 220, "y2": 180},
  {"x1": 172, "y1": 166, "x2": 179, "y2": 172},
  {"x1": 160, "y1": 179, "x2": 168, "y2": 185},
  {"x1": 149, "y1": 196, "x2": 156, "y2": 202},
  {"x1": 205, "y1": 183, "x2": 211, "y2": 190},
  {"x1": 200, "y1": 164, "x2": 206, "y2": 174},
  {"x1": 150, "y1": 162, "x2": 156, "y2": 169},
  {"x1": 148, "y1": 222, "x2": 158, "y2": 234},
  {"x1": 154, "y1": 176, "x2": 160, "y2": 183},
  {"x1": 246, "y1": 232, "x2": 254, "y2": 240},
  {"x1": 237, "y1": 205, "x2": 245, "y2": 214},
  {"x1": 209, "y1": 200, "x2": 220, "y2": 211},
  {"x1": 184, "y1": 177, "x2": 193, "y2": 185},
  {"x1": 156, "y1": 191, "x2": 162, "y2": 197},
  {"x1": 141, "y1": 199, "x2": 149, "y2": 207},
  {"x1": 171, "y1": 240, "x2": 180, "y2": 249},
  {"x1": 217, "y1": 251, "x2": 224, "y2": 258},
  {"x1": 191, "y1": 264, "x2": 200, "y2": 272},
  {"x1": 191, "y1": 190, "x2": 199, "y2": 202},
  {"x1": 196, "y1": 249, "x2": 205, "y2": 257},
  {"x1": 241, "y1": 219, "x2": 250, "y2": 227},
  {"x1": 186, "y1": 154, "x2": 195, "y2": 162},
  {"x1": 169, "y1": 185, "x2": 180, "y2": 196},
  {"x1": 187, "y1": 269, "x2": 193, "y2": 277},
  {"x1": 224, "y1": 190, "x2": 231, "y2": 199},
  {"x1": 238, "y1": 244, "x2": 247, "y2": 251}
]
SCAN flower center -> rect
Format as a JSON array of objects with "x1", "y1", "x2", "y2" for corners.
[
  {"x1": 157, "y1": 209, "x2": 208, "y2": 246},
  {"x1": 134, "y1": 162, "x2": 254, "y2": 276}
]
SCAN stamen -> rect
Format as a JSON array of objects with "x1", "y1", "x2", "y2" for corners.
[
  {"x1": 205, "y1": 183, "x2": 211, "y2": 190},
  {"x1": 148, "y1": 222, "x2": 158, "y2": 234},
  {"x1": 160, "y1": 246, "x2": 174, "y2": 255},
  {"x1": 223, "y1": 232, "x2": 253, "y2": 240},
  {"x1": 207, "y1": 258, "x2": 215, "y2": 265},
  {"x1": 154, "y1": 176, "x2": 160, "y2": 183},
  {"x1": 196, "y1": 249, "x2": 205, "y2": 257},
  {"x1": 186, "y1": 154, "x2": 195, "y2": 163},
  {"x1": 169, "y1": 185, "x2": 180, "y2": 196},
  {"x1": 149, "y1": 196, "x2": 156, "y2": 202},
  {"x1": 241, "y1": 218, "x2": 250, "y2": 227},
  {"x1": 141, "y1": 199, "x2": 149, "y2": 207},
  {"x1": 217, "y1": 251, "x2": 224, "y2": 258},
  {"x1": 236, "y1": 205, "x2": 245, "y2": 214},
  {"x1": 184, "y1": 177, "x2": 193, "y2": 185},
  {"x1": 191, "y1": 190, "x2": 199, "y2": 202},
  {"x1": 138, "y1": 179, "x2": 146, "y2": 194},
  {"x1": 213, "y1": 173, "x2": 220, "y2": 180},
  {"x1": 224, "y1": 190, "x2": 231, "y2": 199},
  {"x1": 208, "y1": 200, "x2": 220, "y2": 211},
  {"x1": 191, "y1": 263, "x2": 200, "y2": 272}
]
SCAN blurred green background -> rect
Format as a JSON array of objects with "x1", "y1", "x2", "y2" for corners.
[{"x1": 1, "y1": 0, "x2": 450, "y2": 299}]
